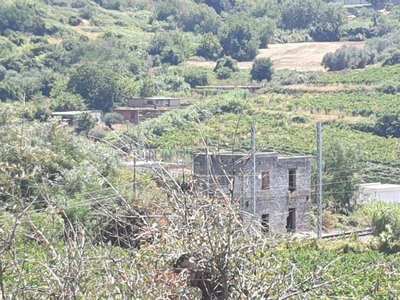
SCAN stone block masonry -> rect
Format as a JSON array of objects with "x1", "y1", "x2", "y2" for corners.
[{"x1": 193, "y1": 151, "x2": 312, "y2": 234}]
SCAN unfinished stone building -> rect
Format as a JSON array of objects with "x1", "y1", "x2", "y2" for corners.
[{"x1": 193, "y1": 151, "x2": 312, "y2": 234}]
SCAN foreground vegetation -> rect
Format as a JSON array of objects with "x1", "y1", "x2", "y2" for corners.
[
  {"x1": 1, "y1": 108, "x2": 400, "y2": 298},
  {"x1": 2, "y1": 0, "x2": 400, "y2": 298}
]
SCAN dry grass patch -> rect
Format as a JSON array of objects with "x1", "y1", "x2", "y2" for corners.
[
  {"x1": 186, "y1": 41, "x2": 366, "y2": 72},
  {"x1": 72, "y1": 19, "x2": 102, "y2": 39}
]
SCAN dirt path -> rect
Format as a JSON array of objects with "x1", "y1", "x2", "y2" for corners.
[
  {"x1": 186, "y1": 41, "x2": 366, "y2": 72},
  {"x1": 73, "y1": 19, "x2": 101, "y2": 39}
]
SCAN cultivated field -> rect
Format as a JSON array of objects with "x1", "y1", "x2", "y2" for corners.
[{"x1": 187, "y1": 41, "x2": 366, "y2": 72}]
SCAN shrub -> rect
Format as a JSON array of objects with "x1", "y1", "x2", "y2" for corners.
[
  {"x1": 148, "y1": 33, "x2": 191, "y2": 66},
  {"x1": 88, "y1": 127, "x2": 107, "y2": 141},
  {"x1": 183, "y1": 68, "x2": 210, "y2": 88},
  {"x1": 52, "y1": 0, "x2": 69, "y2": 7},
  {"x1": 257, "y1": 18, "x2": 275, "y2": 48},
  {"x1": 250, "y1": 57, "x2": 274, "y2": 82},
  {"x1": 310, "y1": 23, "x2": 341, "y2": 42},
  {"x1": 71, "y1": 0, "x2": 86, "y2": 8},
  {"x1": 321, "y1": 46, "x2": 375, "y2": 71},
  {"x1": 0, "y1": 1, "x2": 46, "y2": 36},
  {"x1": 75, "y1": 112, "x2": 96, "y2": 135},
  {"x1": 79, "y1": 8, "x2": 94, "y2": 20},
  {"x1": 176, "y1": 3, "x2": 222, "y2": 34},
  {"x1": 68, "y1": 16, "x2": 82, "y2": 26},
  {"x1": 216, "y1": 67, "x2": 232, "y2": 79},
  {"x1": 213, "y1": 56, "x2": 239, "y2": 73},
  {"x1": 154, "y1": 1, "x2": 178, "y2": 21},
  {"x1": 364, "y1": 202, "x2": 400, "y2": 253},
  {"x1": 196, "y1": 33, "x2": 221, "y2": 60},
  {"x1": 382, "y1": 51, "x2": 400, "y2": 66},
  {"x1": 218, "y1": 16, "x2": 260, "y2": 61},
  {"x1": 139, "y1": 79, "x2": 159, "y2": 98},
  {"x1": 161, "y1": 47, "x2": 184, "y2": 65},
  {"x1": 104, "y1": 112, "x2": 124, "y2": 126},
  {"x1": 378, "y1": 83, "x2": 399, "y2": 94},
  {"x1": 0, "y1": 66, "x2": 6, "y2": 81},
  {"x1": 374, "y1": 114, "x2": 400, "y2": 138}
]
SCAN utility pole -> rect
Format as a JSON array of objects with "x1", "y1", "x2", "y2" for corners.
[
  {"x1": 317, "y1": 122, "x2": 323, "y2": 239},
  {"x1": 251, "y1": 122, "x2": 256, "y2": 215},
  {"x1": 205, "y1": 136, "x2": 210, "y2": 194},
  {"x1": 133, "y1": 114, "x2": 140, "y2": 200}
]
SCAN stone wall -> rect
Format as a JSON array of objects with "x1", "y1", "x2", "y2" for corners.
[{"x1": 193, "y1": 152, "x2": 312, "y2": 234}]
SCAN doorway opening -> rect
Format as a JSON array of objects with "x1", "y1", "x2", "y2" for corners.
[
  {"x1": 261, "y1": 214, "x2": 270, "y2": 233},
  {"x1": 287, "y1": 208, "x2": 296, "y2": 232}
]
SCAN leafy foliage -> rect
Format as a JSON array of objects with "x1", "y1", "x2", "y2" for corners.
[
  {"x1": 213, "y1": 56, "x2": 239, "y2": 73},
  {"x1": 250, "y1": 57, "x2": 274, "y2": 82},
  {"x1": 104, "y1": 112, "x2": 124, "y2": 126},
  {"x1": 322, "y1": 46, "x2": 375, "y2": 71},
  {"x1": 0, "y1": 1, "x2": 46, "y2": 36},
  {"x1": 363, "y1": 202, "x2": 400, "y2": 253},
  {"x1": 218, "y1": 16, "x2": 260, "y2": 61},
  {"x1": 322, "y1": 139, "x2": 363, "y2": 214},
  {"x1": 183, "y1": 67, "x2": 210, "y2": 88},
  {"x1": 196, "y1": 33, "x2": 222, "y2": 60},
  {"x1": 67, "y1": 61, "x2": 117, "y2": 112},
  {"x1": 75, "y1": 111, "x2": 96, "y2": 135},
  {"x1": 383, "y1": 51, "x2": 400, "y2": 66}
]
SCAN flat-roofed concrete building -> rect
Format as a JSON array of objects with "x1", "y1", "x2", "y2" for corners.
[
  {"x1": 111, "y1": 107, "x2": 170, "y2": 124},
  {"x1": 359, "y1": 182, "x2": 400, "y2": 204},
  {"x1": 51, "y1": 110, "x2": 103, "y2": 126},
  {"x1": 128, "y1": 96, "x2": 180, "y2": 108}
]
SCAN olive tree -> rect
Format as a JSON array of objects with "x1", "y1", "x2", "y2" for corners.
[{"x1": 250, "y1": 57, "x2": 274, "y2": 82}]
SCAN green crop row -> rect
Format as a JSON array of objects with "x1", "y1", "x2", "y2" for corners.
[
  {"x1": 311, "y1": 65, "x2": 400, "y2": 85},
  {"x1": 260, "y1": 92, "x2": 400, "y2": 117}
]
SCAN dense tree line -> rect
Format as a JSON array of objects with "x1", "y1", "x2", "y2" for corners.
[{"x1": 0, "y1": 0, "x2": 399, "y2": 112}]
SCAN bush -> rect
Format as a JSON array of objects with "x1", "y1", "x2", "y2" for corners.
[
  {"x1": 88, "y1": 127, "x2": 107, "y2": 141},
  {"x1": 281, "y1": 0, "x2": 322, "y2": 30},
  {"x1": 382, "y1": 51, "x2": 400, "y2": 66},
  {"x1": 218, "y1": 16, "x2": 260, "y2": 61},
  {"x1": 321, "y1": 46, "x2": 375, "y2": 71},
  {"x1": 378, "y1": 83, "x2": 400, "y2": 94},
  {"x1": 250, "y1": 57, "x2": 274, "y2": 82},
  {"x1": 75, "y1": 112, "x2": 96, "y2": 135},
  {"x1": 0, "y1": 66, "x2": 6, "y2": 81},
  {"x1": 68, "y1": 16, "x2": 82, "y2": 26},
  {"x1": 183, "y1": 68, "x2": 210, "y2": 88},
  {"x1": 154, "y1": 1, "x2": 179, "y2": 21},
  {"x1": 216, "y1": 67, "x2": 232, "y2": 79},
  {"x1": 310, "y1": 23, "x2": 341, "y2": 42},
  {"x1": 148, "y1": 33, "x2": 190, "y2": 66},
  {"x1": 364, "y1": 202, "x2": 400, "y2": 253},
  {"x1": 257, "y1": 18, "x2": 276, "y2": 48},
  {"x1": 196, "y1": 33, "x2": 221, "y2": 60},
  {"x1": 104, "y1": 112, "x2": 124, "y2": 126},
  {"x1": 52, "y1": 0, "x2": 69, "y2": 7},
  {"x1": 176, "y1": 3, "x2": 222, "y2": 34},
  {"x1": 0, "y1": 1, "x2": 46, "y2": 36},
  {"x1": 374, "y1": 114, "x2": 400, "y2": 138},
  {"x1": 213, "y1": 56, "x2": 239, "y2": 73},
  {"x1": 79, "y1": 8, "x2": 94, "y2": 20},
  {"x1": 72, "y1": 0, "x2": 86, "y2": 8}
]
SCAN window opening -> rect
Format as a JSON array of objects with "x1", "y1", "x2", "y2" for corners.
[
  {"x1": 289, "y1": 169, "x2": 296, "y2": 192},
  {"x1": 261, "y1": 172, "x2": 270, "y2": 190}
]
